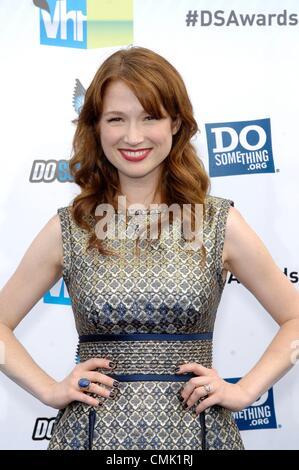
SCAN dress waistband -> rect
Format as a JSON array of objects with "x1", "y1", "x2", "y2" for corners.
[
  {"x1": 76, "y1": 332, "x2": 213, "y2": 382},
  {"x1": 79, "y1": 332, "x2": 213, "y2": 342},
  {"x1": 101, "y1": 373, "x2": 197, "y2": 382}
]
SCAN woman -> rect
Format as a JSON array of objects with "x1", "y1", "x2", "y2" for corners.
[{"x1": 0, "y1": 46, "x2": 298, "y2": 450}]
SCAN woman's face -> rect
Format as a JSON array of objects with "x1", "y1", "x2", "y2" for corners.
[{"x1": 98, "y1": 80, "x2": 180, "y2": 181}]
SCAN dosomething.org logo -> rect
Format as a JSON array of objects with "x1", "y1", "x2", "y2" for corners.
[
  {"x1": 33, "y1": 0, "x2": 133, "y2": 49},
  {"x1": 205, "y1": 118, "x2": 275, "y2": 177},
  {"x1": 32, "y1": 417, "x2": 56, "y2": 440},
  {"x1": 29, "y1": 159, "x2": 74, "y2": 182},
  {"x1": 226, "y1": 377, "x2": 278, "y2": 430}
]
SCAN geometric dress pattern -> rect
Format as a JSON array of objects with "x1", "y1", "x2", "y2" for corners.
[{"x1": 47, "y1": 195, "x2": 244, "y2": 450}]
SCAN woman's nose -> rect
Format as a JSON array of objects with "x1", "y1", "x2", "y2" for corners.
[{"x1": 123, "y1": 122, "x2": 144, "y2": 145}]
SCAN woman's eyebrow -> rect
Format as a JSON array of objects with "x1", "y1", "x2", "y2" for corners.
[
  {"x1": 103, "y1": 110, "x2": 147, "y2": 116},
  {"x1": 103, "y1": 111, "x2": 125, "y2": 116}
]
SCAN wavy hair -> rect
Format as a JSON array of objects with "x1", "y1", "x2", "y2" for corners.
[{"x1": 69, "y1": 45, "x2": 210, "y2": 263}]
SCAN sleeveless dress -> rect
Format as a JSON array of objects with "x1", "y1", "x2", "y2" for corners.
[{"x1": 47, "y1": 194, "x2": 244, "y2": 450}]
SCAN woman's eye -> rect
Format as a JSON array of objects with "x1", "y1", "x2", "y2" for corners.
[
  {"x1": 107, "y1": 117, "x2": 122, "y2": 122},
  {"x1": 107, "y1": 116, "x2": 158, "y2": 123}
]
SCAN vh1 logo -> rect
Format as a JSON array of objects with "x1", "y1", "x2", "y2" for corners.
[
  {"x1": 34, "y1": 0, "x2": 133, "y2": 49},
  {"x1": 205, "y1": 118, "x2": 275, "y2": 177}
]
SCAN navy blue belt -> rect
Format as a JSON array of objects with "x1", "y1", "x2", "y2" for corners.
[
  {"x1": 78, "y1": 332, "x2": 213, "y2": 383},
  {"x1": 79, "y1": 332, "x2": 213, "y2": 342}
]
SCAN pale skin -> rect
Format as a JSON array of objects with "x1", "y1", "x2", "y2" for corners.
[
  {"x1": 0, "y1": 80, "x2": 299, "y2": 414},
  {"x1": 178, "y1": 209, "x2": 299, "y2": 415}
]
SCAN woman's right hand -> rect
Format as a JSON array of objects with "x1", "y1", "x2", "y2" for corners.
[{"x1": 42, "y1": 358, "x2": 119, "y2": 409}]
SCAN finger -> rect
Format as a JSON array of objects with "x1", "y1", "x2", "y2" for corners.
[
  {"x1": 72, "y1": 391, "x2": 100, "y2": 407},
  {"x1": 180, "y1": 376, "x2": 212, "y2": 403},
  {"x1": 175, "y1": 362, "x2": 210, "y2": 376},
  {"x1": 195, "y1": 395, "x2": 217, "y2": 415},
  {"x1": 86, "y1": 371, "x2": 119, "y2": 389},
  {"x1": 86, "y1": 382, "x2": 119, "y2": 399},
  {"x1": 80, "y1": 357, "x2": 117, "y2": 371},
  {"x1": 186, "y1": 384, "x2": 214, "y2": 409}
]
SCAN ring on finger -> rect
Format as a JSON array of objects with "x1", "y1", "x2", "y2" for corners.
[
  {"x1": 78, "y1": 378, "x2": 91, "y2": 391},
  {"x1": 203, "y1": 383, "x2": 212, "y2": 395}
]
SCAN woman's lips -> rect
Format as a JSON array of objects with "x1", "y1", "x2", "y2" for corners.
[{"x1": 118, "y1": 149, "x2": 152, "y2": 162}]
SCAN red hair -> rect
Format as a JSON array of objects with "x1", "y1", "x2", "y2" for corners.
[{"x1": 69, "y1": 46, "x2": 210, "y2": 262}]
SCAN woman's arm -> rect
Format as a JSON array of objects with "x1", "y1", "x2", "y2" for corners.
[
  {"x1": 0, "y1": 214, "x2": 63, "y2": 403},
  {"x1": 222, "y1": 205, "x2": 299, "y2": 403},
  {"x1": 177, "y1": 205, "x2": 299, "y2": 412},
  {"x1": 0, "y1": 214, "x2": 121, "y2": 409}
]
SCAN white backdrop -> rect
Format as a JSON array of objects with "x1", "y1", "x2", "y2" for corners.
[{"x1": 0, "y1": 0, "x2": 298, "y2": 449}]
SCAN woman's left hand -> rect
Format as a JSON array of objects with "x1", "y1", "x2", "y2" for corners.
[{"x1": 176, "y1": 363, "x2": 253, "y2": 414}]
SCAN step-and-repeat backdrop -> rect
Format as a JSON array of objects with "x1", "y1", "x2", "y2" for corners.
[{"x1": 0, "y1": 0, "x2": 298, "y2": 449}]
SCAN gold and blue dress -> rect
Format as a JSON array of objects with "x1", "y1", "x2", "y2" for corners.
[{"x1": 47, "y1": 195, "x2": 244, "y2": 450}]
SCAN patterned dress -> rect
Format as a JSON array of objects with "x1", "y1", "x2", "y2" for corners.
[{"x1": 47, "y1": 194, "x2": 244, "y2": 450}]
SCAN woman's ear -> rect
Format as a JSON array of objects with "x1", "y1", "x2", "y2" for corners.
[{"x1": 172, "y1": 115, "x2": 182, "y2": 135}]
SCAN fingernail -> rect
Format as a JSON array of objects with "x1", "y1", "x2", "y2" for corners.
[
  {"x1": 174, "y1": 367, "x2": 180, "y2": 373},
  {"x1": 183, "y1": 402, "x2": 189, "y2": 409},
  {"x1": 109, "y1": 388, "x2": 120, "y2": 399},
  {"x1": 109, "y1": 361, "x2": 117, "y2": 369},
  {"x1": 113, "y1": 380, "x2": 120, "y2": 388},
  {"x1": 178, "y1": 395, "x2": 184, "y2": 402}
]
